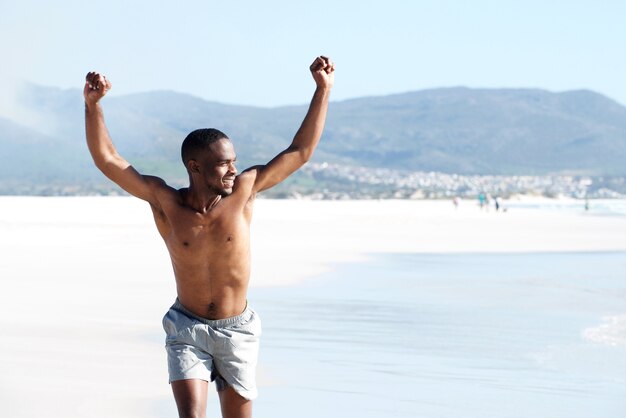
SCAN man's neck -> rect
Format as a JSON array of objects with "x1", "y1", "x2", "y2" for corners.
[{"x1": 182, "y1": 186, "x2": 222, "y2": 214}]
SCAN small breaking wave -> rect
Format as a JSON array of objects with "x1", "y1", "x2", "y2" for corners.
[{"x1": 583, "y1": 315, "x2": 626, "y2": 347}]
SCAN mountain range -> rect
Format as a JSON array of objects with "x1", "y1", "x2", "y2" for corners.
[{"x1": 1, "y1": 83, "x2": 625, "y2": 195}]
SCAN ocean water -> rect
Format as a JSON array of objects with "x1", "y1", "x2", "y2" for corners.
[
  {"x1": 246, "y1": 252, "x2": 626, "y2": 418},
  {"x1": 506, "y1": 198, "x2": 626, "y2": 217}
]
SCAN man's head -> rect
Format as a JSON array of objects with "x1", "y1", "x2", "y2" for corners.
[{"x1": 181, "y1": 128, "x2": 237, "y2": 196}]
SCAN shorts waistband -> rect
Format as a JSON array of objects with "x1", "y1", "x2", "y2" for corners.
[{"x1": 172, "y1": 298, "x2": 252, "y2": 328}]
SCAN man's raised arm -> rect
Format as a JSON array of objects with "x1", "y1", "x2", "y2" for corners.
[
  {"x1": 250, "y1": 56, "x2": 335, "y2": 193},
  {"x1": 84, "y1": 72, "x2": 164, "y2": 204}
]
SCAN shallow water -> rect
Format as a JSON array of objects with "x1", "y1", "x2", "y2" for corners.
[
  {"x1": 248, "y1": 252, "x2": 626, "y2": 418},
  {"x1": 506, "y1": 198, "x2": 626, "y2": 218}
]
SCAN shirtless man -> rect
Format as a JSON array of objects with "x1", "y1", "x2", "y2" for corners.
[{"x1": 84, "y1": 56, "x2": 335, "y2": 418}]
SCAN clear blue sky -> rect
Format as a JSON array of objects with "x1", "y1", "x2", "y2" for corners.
[{"x1": 2, "y1": 0, "x2": 626, "y2": 107}]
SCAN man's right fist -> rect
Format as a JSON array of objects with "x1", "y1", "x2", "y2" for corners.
[{"x1": 84, "y1": 72, "x2": 111, "y2": 106}]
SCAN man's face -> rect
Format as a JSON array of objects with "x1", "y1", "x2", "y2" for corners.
[{"x1": 194, "y1": 138, "x2": 237, "y2": 196}]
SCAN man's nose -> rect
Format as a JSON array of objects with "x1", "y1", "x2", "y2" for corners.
[{"x1": 229, "y1": 162, "x2": 237, "y2": 174}]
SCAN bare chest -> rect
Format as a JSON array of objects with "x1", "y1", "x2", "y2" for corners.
[{"x1": 159, "y1": 209, "x2": 250, "y2": 264}]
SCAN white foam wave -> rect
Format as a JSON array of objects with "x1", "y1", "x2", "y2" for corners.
[{"x1": 583, "y1": 315, "x2": 626, "y2": 347}]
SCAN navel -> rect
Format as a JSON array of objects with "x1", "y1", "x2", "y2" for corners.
[
  {"x1": 206, "y1": 303, "x2": 217, "y2": 317},
  {"x1": 183, "y1": 241, "x2": 189, "y2": 247},
  {"x1": 226, "y1": 235, "x2": 233, "y2": 242}
]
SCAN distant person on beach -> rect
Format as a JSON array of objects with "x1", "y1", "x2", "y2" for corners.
[
  {"x1": 84, "y1": 56, "x2": 335, "y2": 418},
  {"x1": 478, "y1": 192, "x2": 486, "y2": 210}
]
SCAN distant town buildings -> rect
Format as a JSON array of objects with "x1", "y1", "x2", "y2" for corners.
[
  {"x1": 288, "y1": 162, "x2": 626, "y2": 200},
  {"x1": 2, "y1": 162, "x2": 625, "y2": 199}
]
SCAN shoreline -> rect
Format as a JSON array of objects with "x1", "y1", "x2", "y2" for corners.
[
  {"x1": 1, "y1": 196, "x2": 626, "y2": 417},
  {"x1": 2, "y1": 196, "x2": 626, "y2": 287},
  {"x1": 249, "y1": 197, "x2": 626, "y2": 286}
]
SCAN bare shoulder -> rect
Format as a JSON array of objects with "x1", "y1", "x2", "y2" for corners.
[
  {"x1": 225, "y1": 169, "x2": 260, "y2": 208},
  {"x1": 143, "y1": 175, "x2": 175, "y2": 195},
  {"x1": 235, "y1": 169, "x2": 260, "y2": 192},
  {"x1": 143, "y1": 175, "x2": 180, "y2": 212},
  {"x1": 238, "y1": 167, "x2": 260, "y2": 182},
  {"x1": 143, "y1": 175, "x2": 168, "y2": 188}
]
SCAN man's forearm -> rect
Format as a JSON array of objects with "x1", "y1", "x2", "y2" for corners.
[
  {"x1": 85, "y1": 102, "x2": 123, "y2": 170},
  {"x1": 289, "y1": 86, "x2": 331, "y2": 161}
]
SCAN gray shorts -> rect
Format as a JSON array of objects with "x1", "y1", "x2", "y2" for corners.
[{"x1": 162, "y1": 299, "x2": 262, "y2": 400}]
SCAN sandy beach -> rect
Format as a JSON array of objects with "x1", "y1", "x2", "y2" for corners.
[{"x1": 1, "y1": 196, "x2": 625, "y2": 417}]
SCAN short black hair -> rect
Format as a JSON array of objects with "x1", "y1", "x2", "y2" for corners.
[{"x1": 181, "y1": 128, "x2": 229, "y2": 167}]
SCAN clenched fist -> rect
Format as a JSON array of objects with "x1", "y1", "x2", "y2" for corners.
[
  {"x1": 310, "y1": 56, "x2": 335, "y2": 90},
  {"x1": 84, "y1": 72, "x2": 112, "y2": 107}
]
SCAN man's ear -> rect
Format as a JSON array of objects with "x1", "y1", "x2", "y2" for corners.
[{"x1": 188, "y1": 159, "x2": 200, "y2": 174}]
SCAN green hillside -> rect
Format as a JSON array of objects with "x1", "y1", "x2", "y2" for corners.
[{"x1": 2, "y1": 83, "x2": 626, "y2": 195}]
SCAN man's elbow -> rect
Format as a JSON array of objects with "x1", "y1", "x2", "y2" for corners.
[
  {"x1": 90, "y1": 154, "x2": 107, "y2": 172},
  {"x1": 286, "y1": 145, "x2": 314, "y2": 164},
  {"x1": 297, "y1": 147, "x2": 315, "y2": 164},
  {"x1": 301, "y1": 152, "x2": 313, "y2": 164},
  {"x1": 93, "y1": 154, "x2": 127, "y2": 176}
]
